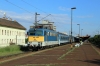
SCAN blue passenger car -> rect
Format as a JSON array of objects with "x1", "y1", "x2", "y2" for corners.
[
  {"x1": 58, "y1": 32, "x2": 69, "y2": 45},
  {"x1": 27, "y1": 28, "x2": 69, "y2": 51}
]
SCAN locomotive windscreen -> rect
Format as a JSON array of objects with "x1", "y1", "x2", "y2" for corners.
[{"x1": 28, "y1": 30, "x2": 43, "y2": 36}]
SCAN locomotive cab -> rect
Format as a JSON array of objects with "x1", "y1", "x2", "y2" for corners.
[{"x1": 27, "y1": 28, "x2": 44, "y2": 51}]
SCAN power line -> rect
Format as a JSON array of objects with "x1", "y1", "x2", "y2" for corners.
[
  {"x1": 5, "y1": 0, "x2": 34, "y2": 15},
  {"x1": 21, "y1": 0, "x2": 47, "y2": 14},
  {"x1": 38, "y1": 14, "x2": 51, "y2": 22},
  {"x1": 5, "y1": 0, "x2": 70, "y2": 32},
  {"x1": 21, "y1": 0, "x2": 68, "y2": 26},
  {"x1": 21, "y1": 0, "x2": 52, "y2": 22},
  {"x1": 5, "y1": 0, "x2": 59, "y2": 23},
  {"x1": 5, "y1": 0, "x2": 52, "y2": 24}
]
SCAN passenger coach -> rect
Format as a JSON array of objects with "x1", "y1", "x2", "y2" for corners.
[{"x1": 27, "y1": 28, "x2": 69, "y2": 51}]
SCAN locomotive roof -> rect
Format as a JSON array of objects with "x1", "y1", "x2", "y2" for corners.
[
  {"x1": 29, "y1": 28, "x2": 68, "y2": 35},
  {"x1": 29, "y1": 28, "x2": 56, "y2": 32}
]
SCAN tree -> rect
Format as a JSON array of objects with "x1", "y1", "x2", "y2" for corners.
[{"x1": 25, "y1": 38, "x2": 28, "y2": 43}]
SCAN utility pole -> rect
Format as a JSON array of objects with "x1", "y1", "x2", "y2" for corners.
[
  {"x1": 71, "y1": 7, "x2": 76, "y2": 44},
  {"x1": 35, "y1": 12, "x2": 40, "y2": 26},
  {"x1": 81, "y1": 29, "x2": 83, "y2": 36}
]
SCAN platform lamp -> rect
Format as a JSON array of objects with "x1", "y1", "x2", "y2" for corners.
[{"x1": 70, "y1": 7, "x2": 76, "y2": 44}]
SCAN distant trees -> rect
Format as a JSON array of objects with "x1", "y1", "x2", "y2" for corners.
[
  {"x1": 88, "y1": 35, "x2": 100, "y2": 48},
  {"x1": 25, "y1": 38, "x2": 28, "y2": 43}
]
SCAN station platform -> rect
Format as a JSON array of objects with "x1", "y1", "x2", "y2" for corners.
[{"x1": 65, "y1": 42, "x2": 100, "y2": 66}]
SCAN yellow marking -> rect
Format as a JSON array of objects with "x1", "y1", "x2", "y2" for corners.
[{"x1": 28, "y1": 36, "x2": 44, "y2": 42}]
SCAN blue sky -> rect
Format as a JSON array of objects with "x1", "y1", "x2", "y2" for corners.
[{"x1": 0, "y1": 0, "x2": 100, "y2": 37}]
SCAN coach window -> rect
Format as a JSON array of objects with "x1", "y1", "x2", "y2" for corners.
[
  {"x1": 65, "y1": 37, "x2": 66, "y2": 40},
  {"x1": 50, "y1": 32, "x2": 52, "y2": 36},
  {"x1": 49, "y1": 32, "x2": 51, "y2": 36},
  {"x1": 52, "y1": 33, "x2": 54, "y2": 36},
  {"x1": 53, "y1": 33, "x2": 54, "y2": 36},
  {"x1": 56, "y1": 33, "x2": 57, "y2": 36},
  {"x1": 60, "y1": 36, "x2": 62, "y2": 40},
  {"x1": 47, "y1": 32, "x2": 50, "y2": 36},
  {"x1": 44, "y1": 31, "x2": 47, "y2": 36},
  {"x1": 47, "y1": 32, "x2": 48, "y2": 36}
]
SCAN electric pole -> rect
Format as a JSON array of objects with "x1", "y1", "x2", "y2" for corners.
[{"x1": 35, "y1": 12, "x2": 40, "y2": 26}]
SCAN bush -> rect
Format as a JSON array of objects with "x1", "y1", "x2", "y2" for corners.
[
  {"x1": 0, "y1": 45, "x2": 22, "y2": 56},
  {"x1": 0, "y1": 45, "x2": 20, "y2": 52},
  {"x1": 25, "y1": 38, "x2": 28, "y2": 43},
  {"x1": 89, "y1": 35, "x2": 100, "y2": 48}
]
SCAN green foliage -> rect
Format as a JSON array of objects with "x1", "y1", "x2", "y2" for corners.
[
  {"x1": 88, "y1": 35, "x2": 100, "y2": 47},
  {"x1": 25, "y1": 38, "x2": 28, "y2": 43},
  {"x1": 0, "y1": 45, "x2": 22, "y2": 56}
]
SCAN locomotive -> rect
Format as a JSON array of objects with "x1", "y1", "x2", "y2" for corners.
[{"x1": 26, "y1": 25, "x2": 74, "y2": 51}]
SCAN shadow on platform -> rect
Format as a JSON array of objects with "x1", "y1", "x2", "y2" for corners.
[{"x1": 78, "y1": 59, "x2": 100, "y2": 65}]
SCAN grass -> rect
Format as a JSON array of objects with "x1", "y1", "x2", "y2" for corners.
[
  {"x1": 58, "y1": 47, "x2": 76, "y2": 60},
  {"x1": 0, "y1": 45, "x2": 23, "y2": 57}
]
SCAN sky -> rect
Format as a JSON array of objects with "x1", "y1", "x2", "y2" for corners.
[{"x1": 0, "y1": 0, "x2": 100, "y2": 37}]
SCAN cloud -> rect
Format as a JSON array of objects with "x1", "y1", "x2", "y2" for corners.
[
  {"x1": 0, "y1": 10, "x2": 70, "y2": 23},
  {"x1": 0, "y1": 10, "x2": 95, "y2": 36},
  {"x1": 0, "y1": 10, "x2": 71, "y2": 32},
  {"x1": 58, "y1": 6, "x2": 70, "y2": 11},
  {"x1": 76, "y1": 15, "x2": 93, "y2": 18},
  {"x1": 0, "y1": 10, "x2": 34, "y2": 21}
]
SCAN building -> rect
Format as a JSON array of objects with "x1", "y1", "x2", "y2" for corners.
[
  {"x1": 30, "y1": 20, "x2": 56, "y2": 31},
  {"x1": 42, "y1": 20, "x2": 56, "y2": 31},
  {"x1": 0, "y1": 18, "x2": 26, "y2": 47}
]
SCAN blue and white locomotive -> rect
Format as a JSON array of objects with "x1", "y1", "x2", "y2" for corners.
[{"x1": 27, "y1": 26, "x2": 70, "y2": 51}]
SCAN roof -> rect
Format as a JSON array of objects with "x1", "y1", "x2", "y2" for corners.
[{"x1": 0, "y1": 18, "x2": 26, "y2": 30}]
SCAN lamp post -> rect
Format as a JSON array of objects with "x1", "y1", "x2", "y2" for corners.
[
  {"x1": 77, "y1": 24, "x2": 80, "y2": 42},
  {"x1": 71, "y1": 7, "x2": 76, "y2": 44},
  {"x1": 35, "y1": 12, "x2": 40, "y2": 26},
  {"x1": 81, "y1": 29, "x2": 83, "y2": 37},
  {"x1": 77, "y1": 24, "x2": 80, "y2": 37}
]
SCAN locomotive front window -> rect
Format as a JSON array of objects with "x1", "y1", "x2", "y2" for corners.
[
  {"x1": 30, "y1": 32, "x2": 35, "y2": 35},
  {"x1": 35, "y1": 30, "x2": 42, "y2": 36},
  {"x1": 28, "y1": 30, "x2": 43, "y2": 36}
]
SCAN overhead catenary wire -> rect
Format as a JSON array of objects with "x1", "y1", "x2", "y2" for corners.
[
  {"x1": 5, "y1": 0, "x2": 51, "y2": 23},
  {"x1": 38, "y1": 14, "x2": 51, "y2": 22},
  {"x1": 5, "y1": 0, "x2": 65, "y2": 25},
  {"x1": 21, "y1": 0, "x2": 47, "y2": 14},
  {"x1": 21, "y1": 0, "x2": 52, "y2": 22},
  {"x1": 5, "y1": 0, "x2": 71, "y2": 34},
  {"x1": 5, "y1": 0, "x2": 34, "y2": 15},
  {"x1": 5, "y1": 0, "x2": 52, "y2": 22},
  {"x1": 21, "y1": 0, "x2": 68, "y2": 27}
]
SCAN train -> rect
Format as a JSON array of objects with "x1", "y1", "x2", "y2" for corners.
[{"x1": 26, "y1": 26, "x2": 74, "y2": 51}]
